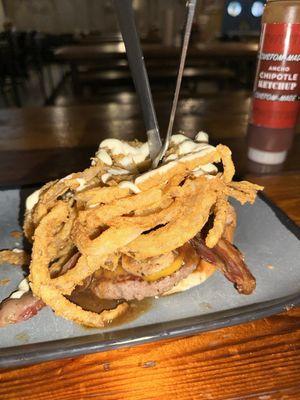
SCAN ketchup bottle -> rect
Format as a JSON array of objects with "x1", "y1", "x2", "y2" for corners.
[{"x1": 247, "y1": 0, "x2": 300, "y2": 165}]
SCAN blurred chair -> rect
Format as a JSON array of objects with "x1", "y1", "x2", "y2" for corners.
[
  {"x1": 0, "y1": 29, "x2": 75, "y2": 107},
  {"x1": 0, "y1": 30, "x2": 23, "y2": 107}
]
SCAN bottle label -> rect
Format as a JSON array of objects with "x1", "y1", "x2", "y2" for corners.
[{"x1": 252, "y1": 23, "x2": 300, "y2": 129}]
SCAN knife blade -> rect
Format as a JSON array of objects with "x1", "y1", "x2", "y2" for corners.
[
  {"x1": 114, "y1": 0, "x2": 162, "y2": 161},
  {"x1": 152, "y1": 0, "x2": 197, "y2": 168}
]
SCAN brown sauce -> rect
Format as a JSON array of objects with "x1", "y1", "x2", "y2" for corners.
[
  {"x1": 68, "y1": 288, "x2": 152, "y2": 329},
  {"x1": 10, "y1": 230, "x2": 23, "y2": 239},
  {"x1": 109, "y1": 297, "x2": 152, "y2": 328}
]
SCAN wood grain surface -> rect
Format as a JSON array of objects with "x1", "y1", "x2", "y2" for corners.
[
  {"x1": 54, "y1": 42, "x2": 259, "y2": 62},
  {"x1": 249, "y1": 173, "x2": 300, "y2": 226},
  {"x1": 0, "y1": 91, "x2": 299, "y2": 399},
  {"x1": 0, "y1": 91, "x2": 299, "y2": 186},
  {"x1": 0, "y1": 92, "x2": 252, "y2": 151},
  {"x1": 0, "y1": 174, "x2": 299, "y2": 400}
]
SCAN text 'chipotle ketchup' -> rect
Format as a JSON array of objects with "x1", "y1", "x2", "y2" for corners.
[{"x1": 247, "y1": 0, "x2": 300, "y2": 165}]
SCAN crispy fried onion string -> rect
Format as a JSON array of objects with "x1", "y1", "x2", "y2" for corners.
[
  {"x1": 0, "y1": 250, "x2": 30, "y2": 266},
  {"x1": 28, "y1": 144, "x2": 263, "y2": 326},
  {"x1": 30, "y1": 202, "x2": 128, "y2": 327},
  {"x1": 205, "y1": 196, "x2": 229, "y2": 248}
]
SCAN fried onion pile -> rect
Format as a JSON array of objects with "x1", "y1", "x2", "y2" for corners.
[{"x1": 20, "y1": 136, "x2": 263, "y2": 328}]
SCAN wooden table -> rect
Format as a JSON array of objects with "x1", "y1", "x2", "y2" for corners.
[
  {"x1": 0, "y1": 92, "x2": 299, "y2": 399},
  {"x1": 0, "y1": 174, "x2": 299, "y2": 400},
  {"x1": 54, "y1": 42, "x2": 259, "y2": 62},
  {"x1": 54, "y1": 42, "x2": 258, "y2": 94},
  {"x1": 0, "y1": 91, "x2": 299, "y2": 186}
]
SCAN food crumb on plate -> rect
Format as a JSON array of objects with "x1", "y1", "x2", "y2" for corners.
[
  {"x1": 285, "y1": 304, "x2": 295, "y2": 312},
  {"x1": 141, "y1": 360, "x2": 156, "y2": 368},
  {"x1": 266, "y1": 264, "x2": 275, "y2": 270},
  {"x1": 102, "y1": 362, "x2": 110, "y2": 371},
  {"x1": 15, "y1": 331, "x2": 29, "y2": 343},
  {"x1": 10, "y1": 230, "x2": 23, "y2": 239}
]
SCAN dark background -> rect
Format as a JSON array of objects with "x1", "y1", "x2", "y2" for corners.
[{"x1": 0, "y1": 0, "x2": 264, "y2": 109}]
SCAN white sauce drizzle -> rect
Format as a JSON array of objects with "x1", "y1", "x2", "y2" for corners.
[
  {"x1": 107, "y1": 168, "x2": 129, "y2": 175},
  {"x1": 118, "y1": 155, "x2": 135, "y2": 168},
  {"x1": 119, "y1": 181, "x2": 141, "y2": 194},
  {"x1": 61, "y1": 173, "x2": 73, "y2": 182},
  {"x1": 88, "y1": 203, "x2": 100, "y2": 209},
  {"x1": 95, "y1": 149, "x2": 113, "y2": 165},
  {"x1": 25, "y1": 189, "x2": 41, "y2": 211},
  {"x1": 179, "y1": 147, "x2": 215, "y2": 163},
  {"x1": 97, "y1": 132, "x2": 217, "y2": 189},
  {"x1": 135, "y1": 161, "x2": 177, "y2": 186},
  {"x1": 12, "y1": 248, "x2": 23, "y2": 253},
  {"x1": 192, "y1": 163, "x2": 217, "y2": 177},
  {"x1": 195, "y1": 131, "x2": 209, "y2": 143},
  {"x1": 100, "y1": 139, "x2": 149, "y2": 166},
  {"x1": 178, "y1": 141, "x2": 212, "y2": 156},
  {"x1": 193, "y1": 169, "x2": 204, "y2": 177},
  {"x1": 165, "y1": 154, "x2": 177, "y2": 162},
  {"x1": 170, "y1": 134, "x2": 189, "y2": 145},
  {"x1": 135, "y1": 170, "x2": 157, "y2": 186},
  {"x1": 101, "y1": 173, "x2": 112, "y2": 184},
  {"x1": 76, "y1": 178, "x2": 87, "y2": 191},
  {"x1": 9, "y1": 277, "x2": 30, "y2": 299}
]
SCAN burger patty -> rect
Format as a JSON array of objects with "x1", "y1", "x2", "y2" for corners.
[{"x1": 91, "y1": 260, "x2": 197, "y2": 301}]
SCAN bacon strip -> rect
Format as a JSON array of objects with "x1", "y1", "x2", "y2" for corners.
[
  {"x1": 0, "y1": 253, "x2": 80, "y2": 328},
  {"x1": 190, "y1": 235, "x2": 256, "y2": 294},
  {"x1": 214, "y1": 238, "x2": 256, "y2": 294},
  {"x1": 0, "y1": 292, "x2": 45, "y2": 327},
  {"x1": 0, "y1": 235, "x2": 256, "y2": 328}
]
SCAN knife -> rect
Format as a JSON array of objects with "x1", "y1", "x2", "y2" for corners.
[
  {"x1": 114, "y1": 0, "x2": 162, "y2": 161},
  {"x1": 153, "y1": 0, "x2": 197, "y2": 168}
]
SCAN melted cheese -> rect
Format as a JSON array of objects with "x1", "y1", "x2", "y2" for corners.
[{"x1": 144, "y1": 255, "x2": 183, "y2": 282}]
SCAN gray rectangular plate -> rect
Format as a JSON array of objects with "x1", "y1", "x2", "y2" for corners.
[{"x1": 0, "y1": 187, "x2": 299, "y2": 368}]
